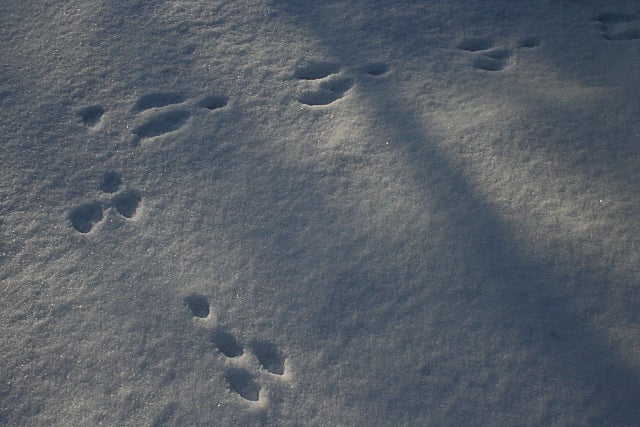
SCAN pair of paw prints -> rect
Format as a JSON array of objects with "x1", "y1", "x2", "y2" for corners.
[
  {"x1": 593, "y1": 12, "x2": 640, "y2": 41},
  {"x1": 69, "y1": 172, "x2": 141, "y2": 233},
  {"x1": 184, "y1": 294, "x2": 288, "y2": 406},
  {"x1": 130, "y1": 92, "x2": 228, "y2": 143},
  {"x1": 76, "y1": 91, "x2": 229, "y2": 142},
  {"x1": 295, "y1": 61, "x2": 389, "y2": 106},
  {"x1": 457, "y1": 36, "x2": 540, "y2": 71}
]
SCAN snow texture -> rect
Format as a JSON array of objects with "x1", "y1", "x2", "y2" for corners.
[{"x1": 1, "y1": 0, "x2": 640, "y2": 425}]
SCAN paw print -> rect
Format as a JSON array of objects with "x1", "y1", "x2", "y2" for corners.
[
  {"x1": 593, "y1": 12, "x2": 640, "y2": 41},
  {"x1": 76, "y1": 105, "x2": 105, "y2": 129},
  {"x1": 184, "y1": 293, "x2": 289, "y2": 407},
  {"x1": 457, "y1": 36, "x2": 539, "y2": 72},
  {"x1": 75, "y1": 89, "x2": 229, "y2": 145},
  {"x1": 69, "y1": 172, "x2": 141, "y2": 233},
  {"x1": 294, "y1": 60, "x2": 389, "y2": 106},
  {"x1": 129, "y1": 91, "x2": 228, "y2": 144},
  {"x1": 71, "y1": 90, "x2": 229, "y2": 232}
]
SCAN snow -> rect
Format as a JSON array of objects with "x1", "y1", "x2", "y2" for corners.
[{"x1": 1, "y1": 0, "x2": 640, "y2": 425}]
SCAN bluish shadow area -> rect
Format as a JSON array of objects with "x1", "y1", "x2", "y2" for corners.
[
  {"x1": 264, "y1": 0, "x2": 640, "y2": 423},
  {"x1": 356, "y1": 82, "x2": 640, "y2": 425}
]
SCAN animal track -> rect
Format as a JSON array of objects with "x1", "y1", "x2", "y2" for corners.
[
  {"x1": 457, "y1": 37, "x2": 494, "y2": 52},
  {"x1": 483, "y1": 48, "x2": 511, "y2": 60},
  {"x1": 250, "y1": 340, "x2": 286, "y2": 375},
  {"x1": 197, "y1": 95, "x2": 229, "y2": 110},
  {"x1": 295, "y1": 62, "x2": 348, "y2": 106},
  {"x1": 298, "y1": 77, "x2": 354, "y2": 106},
  {"x1": 99, "y1": 171, "x2": 122, "y2": 193},
  {"x1": 77, "y1": 105, "x2": 104, "y2": 127},
  {"x1": 473, "y1": 48, "x2": 512, "y2": 71},
  {"x1": 220, "y1": 336, "x2": 286, "y2": 403},
  {"x1": 133, "y1": 110, "x2": 191, "y2": 139},
  {"x1": 594, "y1": 13, "x2": 640, "y2": 41},
  {"x1": 359, "y1": 62, "x2": 389, "y2": 76},
  {"x1": 212, "y1": 331, "x2": 244, "y2": 358},
  {"x1": 130, "y1": 92, "x2": 228, "y2": 142},
  {"x1": 112, "y1": 190, "x2": 142, "y2": 218},
  {"x1": 457, "y1": 37, "x2": 528, "y2": 72},
  {"x1": 69, "y1": 172, "x2": 141, "y2": 233},
  {"x1": 71, "y1": 90, "x2": 229, "y2": 232},
  {"x1": 294, "y1": 62, "x2": 340, "y2": 80},
  {"x1": 70, "y1": 202, "x2": 103, "y2": 233},
  {"x1": 517, "y1": 37, "x2": 541, "y2": 48},
  {"x1": 184, "y1": 294, "x2": 210, "y2": 318},
  {"x1": 295, "y1": 61, "x2": 387, "y2": 106},
  {"x1": 133, "y1": 92, "x2": 186, "y2": 112},
  {"x1": 183, "y1": 294, "x2": 288, "y2": 404},
  {"x1": 225, "y1": 368, "x2": 261, "y2": 402}
]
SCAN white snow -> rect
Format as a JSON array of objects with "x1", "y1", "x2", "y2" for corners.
[{"x1": 1, "y1": 0, "x2": 640, "y2": 425}]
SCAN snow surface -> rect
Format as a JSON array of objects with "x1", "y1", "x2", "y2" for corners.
[{"x1": 1, "y1": 0, "x2": 640, "y2": 425}]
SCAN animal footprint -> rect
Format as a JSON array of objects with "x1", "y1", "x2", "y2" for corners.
[
  {"x1": 221, "y1": 337, "x2": 287, "y2": 403},
  {"x1": 517, "y1": 37, "x2": 541, "y2": 48},
  {"x1": 225, "y1": 368, "x2": 261, "y2": 402},
  {"x1": 133, "y1": 109, "x2": 191, "y2": 139},
  {"x1": 594, "y1": 13, "x2": 640, "y2": 41},
  {"x1": 457, "y1": 38, "x2": 519, "y2": 72},
  {"x1": 298, "y1": 77, "x2": 354, "y2": 106},
  {"x1": 197, "y1": 95, "x2": 229, "y2": 110},
  {"x1": 472, "y1": 48, "x2": 512, "y2": 71},
  {"x1": 69, "y1": 172, "x2": 141, "y2": 233},
  {"x1": 250, "y1": 340, "x2": 286, "y2": 375},
  {"x1": 77, "y1": 105, "x2": 104, "y2": 128},
  {"x1": 295, "y1": 62, "x2": 351, "y2": 106},
  {"x1": 358, "y1": 62, "x2": 389, "y2": 76},
  {"x1": 215, "y1": 333, "x2": 287, "y2": 402},
  {"x1": 112, "y1": 190, "x2": 142, "y2": 218},
  {"x1": 457, "y1": 37, "x2": 494, "y2": 52},
  {"x1": 69, "y1": 202, "x2": 103, "y2": 233},
  {"x1": 295, "y1": 60, "x2": 388, "y2": 106},
  {"x1": 130, "y1": 91, "x2": 228, "y2": 142},
  {"x1": 133, "y1": 92, "x2": 186, "y2": 112},
  {"x1": 99, "y1": 171, "x2": 122, "y2": 194},
  {"x1": 212, "y1": 331, "x2": 244, "y2": 358},
  {"x1": 294, "y1": 62, "x2": 340, "y2": 80},
  {"x1": 182, "y1": 294, "x2": 289, "y2": 405},
  {"x1": 184, "y1": 293, "x2": 211, "y2": 318}
]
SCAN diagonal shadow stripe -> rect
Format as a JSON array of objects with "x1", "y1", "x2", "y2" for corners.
[{"x1": 263, "y1": 0, "x2": 640, "y2": 423}]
